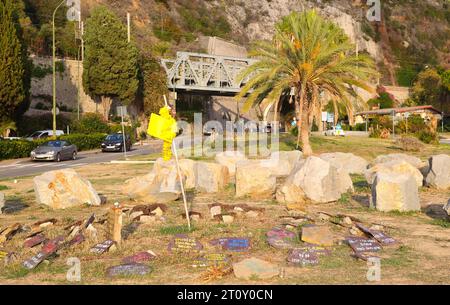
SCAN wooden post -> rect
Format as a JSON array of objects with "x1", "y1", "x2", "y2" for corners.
[{"x1": 108, "y1": 203, "x2": 123, "y2": 245}]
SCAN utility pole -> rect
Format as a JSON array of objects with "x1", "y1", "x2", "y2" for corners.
[
  {"x1": 127, "y1": 12, "x2": 131, "y2": 43},
  {"x1": 52, "y1": 0, "x2": 66, "y2": 138}
]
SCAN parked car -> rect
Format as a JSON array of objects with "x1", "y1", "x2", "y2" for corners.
[
  {"x1": 25, "y1": 130, "x2": 65, "y2": 141},
  {"x1": 101, "y1": 133, "x2": 132, "y2": 152},
  {"x1": 31, "y1": 140, "x2": 77, "y2": 162},
  {"x1": 324, "y1": 125, "x2": 346, "y2": 137}
]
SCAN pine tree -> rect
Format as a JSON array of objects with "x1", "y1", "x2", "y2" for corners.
[
  {"x1": 83, "y1": 6, "x2": 139, "y2": 120},
  {"x1": 0, "y1": 0, "x2": 31, "y2": 123}
]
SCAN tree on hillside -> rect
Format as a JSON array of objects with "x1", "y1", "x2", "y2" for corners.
[
  {"x1": 412, "y1": 68, "x2": 450, "y2": 113},
  {"x1": 83, "y1": 6, "x2": 139, "y2": 120},
  {"x1": 0, "y1": 0, "x2": 31, "y2": 124},
  {"x1": 236, "y1": 11, "x2": 378, "y2": 155}
]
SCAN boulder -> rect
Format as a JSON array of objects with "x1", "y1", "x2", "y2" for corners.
[
  {"x1": 235, "y1": 160, "x2": 277, "y2": 198},
  {"x1": 153, "y1": 158, "x2": 196, "y2": 189},
  {"x1": 365, "y1": 160, "x2": 423, "y2": 187},
  {"x1": 371, "y1": 172, "x2": 420, "y2": 212},
  {"x1": 233, "y1": 257, "x2": 279, "y2": 280},
  {"x1": 301, "y1": 225, "x2": 336, "y2": 247},
  {"x1": 214, "y1": 151, "x2": 247, "y2": 176},
  {"x1": 34, "y1": 169, "x2": 101, "y2": 209},
  {"x1": 122, "y1": 159, "x2": 185, "y2": 203},
  {"x1": 444, "y1": 199, "x2": 450, "y2": 216},
  {"x1": 265, "y1": 151, "x2": 303, "y2": 176},
  {"x1": 319, "y1": 152, "x2": 368, "y2": 175},
  {"x1": 425, "y1": 155, "x2": 450, "y2": 190},
  {"x1": 276, "y1": 157, "x2": 353, "y2": 203},
  {"x1": 373, "y1": 153, "x2": 427, "y2": 170},
  {"x1": 194, "y1": 162, "x2": 229, "y2": 193},
  {"x1": 0, "y1": 192, "x2": 4, "y2": 214}
]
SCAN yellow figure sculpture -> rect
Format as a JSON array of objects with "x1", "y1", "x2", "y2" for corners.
[{"x1": 147, "y1": 106, "x2": 177, "y2": 161}]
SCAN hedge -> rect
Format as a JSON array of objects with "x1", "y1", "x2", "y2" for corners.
[{"x1": 0, "y1": 133, "x2": 107, "y2": 161}]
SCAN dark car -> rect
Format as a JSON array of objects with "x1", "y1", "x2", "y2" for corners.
[
  {"x1": 101, "y1": 133, "x2": 132, "y2": 152},
  {"x1": 31, "y1": 140, "x2": 77, "y2": 162}
]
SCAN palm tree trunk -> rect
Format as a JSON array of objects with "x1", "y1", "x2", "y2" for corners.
[
  {"x1": 301, "y1": 105, "x2": 313, "y2": 156},
  {"x1": 295, "y1": 86, "x2": 304, "y2": 149}
]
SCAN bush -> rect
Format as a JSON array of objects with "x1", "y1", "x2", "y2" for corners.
[
  {"x1": 0, "y1": 133, "x2": 107, "y2": 160},
  {"x1": 16, "y1": 114, "x2": 73, "y2": 137},
  {"x1": 71, "y1": 113, "x2": 110, "y2": 134},
  {"x1": 396, "y1": 114, "x2": 427, "y2": 134},
  {"x1": 416, "y1": 130, "x2": 439, "y2": 144},
  {"x1": 395, "y1": 136, "x2": 425, "y2": 152}
]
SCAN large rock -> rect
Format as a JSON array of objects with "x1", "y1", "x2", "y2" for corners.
[
  {"x1": 444, "y1": 199, "x2": 450, "y2": 216},
  {"x1": 301, "y1": 225, "x2": 336, "y2": 247},
  {"x1": 0, "y1": 192, "x2": 4, "y2": 214},
  {"x1": 235, "y1": 160, "x2": 277, "y2": 198},
  {"x1": 215, "y1": 151, "x2": 247, "y2": 176},
  {"x1": 122, "y1": 159, "x2": 185, "y2": 203},
  {"x1": 365, "y1": 160, "x2": 423, "y2": 187},
  {"x1": 233, "y1": 257, "x2": 279, "y2": 280},
  {"x1": 276, "y1": 157, "x2": 353, "y2": 203},
  {"x1": 195, "y1": 162, "x2": 229, "y2": 193},
  {"x1": 154, "y1": 158, "x2": 196, "y2": 189},
  {"x1": 425, "y1": 155, "x2": 450, "y2": 190},
  {"x1": 263, "y1": 150, "x2": 303, "y2": 177},
  {"x1": 34, "y1": 169, "x2": 101, "y2": 209},
  {"x1": 374, "y1": 153, "x2": 427, "y2": 169},
  {"x1": 319, "y1": 152, "x2": 368, "y2": 175},
  {"x1": 371, "y1": 172, "x2": 420, "y2": 212}
]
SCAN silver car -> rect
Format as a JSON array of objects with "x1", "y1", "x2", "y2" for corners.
[{"x1": 31, "y1": 141, "x2": 78, "y2": 162}]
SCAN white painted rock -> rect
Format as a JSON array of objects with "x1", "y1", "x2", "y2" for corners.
[
  {"x1": 444, "y1": 199, "x2": 450, "y2": 216},
  {"x1": 153, "y1": 158, "x2": 196, "y2": 189},
  {"x1": 122, "y1": 159, "x2": 185, "y2": 203},
  {"x1": 371, "y1": 172, "x2": 420, "y2": 212},
  {"x1": 195, "y1": 162, "x2": 229, "y2": 193},
  {"x1": 0, "y1": 192, "x2": 4, "y2": 214},
  {"x1": 233, "y1": 258, "x2": 279, "y2": 280},
  {"x1": 215, "y1": 151, "x2": 247, "y2": 176},
  {"x1": 276, "y1": 157, "x2": 353, "y2": 203},
  {"x1": 235, "y1": 160, "x2": 277, "y2": 198},
  {"x1": 365, "y1": 160, "x2": 423, "y2": 187},
  {"x1": 425, "y1": 154, "x2": 450, "y2": 190},
  {"x1": 34, "y1": 169, "x2": 101, "y2": 209},
  {"x1": 319, "y1": 152, "x2": 368, "y2": 175},
  {"x1": 263, "y1": 150, "x2": 303, "y2": 177},
  {"x1": 374, "y1": 153, "x2": 427, "y2": 169}
]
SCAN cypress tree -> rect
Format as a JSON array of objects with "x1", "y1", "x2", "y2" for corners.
[{"x1": 0, "y1": 0, "x2": 31, "y2": 123}]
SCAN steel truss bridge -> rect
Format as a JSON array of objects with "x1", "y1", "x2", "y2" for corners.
[{"x1": 161, "y1": 52, "x2": 256, "y2": 95}]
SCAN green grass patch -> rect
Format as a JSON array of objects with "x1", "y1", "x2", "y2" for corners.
[
  {"x1": 429, "y1": 219, "x2": 450, "y2": 229},
  {"x1": 0, "y1": 185, "x2": 9, "y2": 191},
  {"x1": 159, "y1": 225, "x2": 197, "y2": 235}
]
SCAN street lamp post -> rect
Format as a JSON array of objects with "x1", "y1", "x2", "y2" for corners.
[{"x1": 52, "y1": 0, "x2": 67, "y2": 138}]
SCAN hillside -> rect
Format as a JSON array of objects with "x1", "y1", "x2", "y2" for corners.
[{"x1": 21, "y1": 0, "x2": 450, "y2": 86}]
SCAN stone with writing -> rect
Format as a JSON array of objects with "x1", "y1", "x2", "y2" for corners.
[
  {"x1": 168, "y1": 235, "x2": 203, "y2": 253},
  {"x1": 210, "y1": 237, "x2": 251, "y2": 252},
  {"x1": 266, "y1": 227, "x2": 297, "y2": 249},
  {"x1": 68, "y1": 233, "x2": 85, "y2": 247},
  {"x1": 106, "y1": 263, "x2": 152, "y2": 277},
  {"x1": 90, "y1": 240, "x2": 116, "y2": 254},
  {"x1": 355, "y1": 223, "x2": 396, "y2": 245},
  {"x1": 192, "y1": 253, "x2": 231, "y2": 268},
  {"x1": 24, "y1": 234, "x2": 47, "y2": 248},
  {"x1": 122, "y1": 251, "x2": 157, "y2": 264},
  {"x1": 287, "y1": 248, "x2": 319, "y2": 266},
  {"x1": 346, "y1": 236, "x2": 382, "y2": 253}
]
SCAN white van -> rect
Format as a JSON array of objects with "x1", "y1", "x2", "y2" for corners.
[{"x1": 25, "y1": 130, "x2": 65, "y2": 141}]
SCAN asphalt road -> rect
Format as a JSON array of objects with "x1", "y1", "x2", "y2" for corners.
[{"x1": 0, "y1": 142, "x2": 162, "y2": 180}]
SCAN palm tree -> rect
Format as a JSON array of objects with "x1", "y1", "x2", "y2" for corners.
[{"x1": 236, "y1": 10, "x2": 378, "y2": 155}]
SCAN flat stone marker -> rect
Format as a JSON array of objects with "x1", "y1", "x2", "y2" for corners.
[
  {"x1": 122, "y1": 222, "x2": 141, "y2": 240},
  {"x1": 351, "y1": 251, "x2": 380, "y2": 261},
  {"x1": 287, "y1": 248, "x2": 319, "y2": 266},
  {"x1": 233, "y1": 257, "x2": 279, "y2": 280},
  {"x1": 301, "y1": 225, "x2": 335, "y2": 247},
  {"x1": 106, "y1": 263, "x2": 152, "y2": 277},
  {"x1": 24, "y1": 234, "x2": 47, "y2": 248},
  {"x1": 23, "y1": 236, "x2": 64, "y2": 270},
  {"x1": 23, "y1": 251, "x2": 47, "y2": 270},
  {"x1": 168, "y1": 235, "x2": 203, "y2": 253},
  {"x1": 90, "y1": 240, "x2": 116, "y2": 254},
  {"x1": 346, "y1": 236, "x2": 382, "y2": 253},
  {"x1": 68, "y1": 233, "x2": 85, "y2": 247},
  {"x1": 122, "y1": 251, "x2": 157, "y2": 264},
  {"x1": 355, "y1": 223, "x2": 396, "y2": 245},
  {"x1": 267, "y1": 227, "x2": 297, "y2": 249},
  {"x1": 192, "y1": 253, "x2": 231, "y2": 268},
  {"x1": 298, "y1": 243, "x2": 332, "y2": 256},
  {"x1": 210, "y1": 237, "x2": 251, "y2": 252}
]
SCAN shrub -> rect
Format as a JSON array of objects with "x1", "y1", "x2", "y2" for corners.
[
  {"x1": 416, "y1": 130, "x2": 438, "y2": 144},
  {"x1": 396, "y1": 114, "x2": 427, "y2": 134},
  {"x1": 395, "y1": 136, "x2": 425, "y2": 152},
  {"x1": 16, "y1": 114, "x2": 73, "y2": 137},
  {"x1": 71, "y1": 113, "x2": 110, "y2": 134}
]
